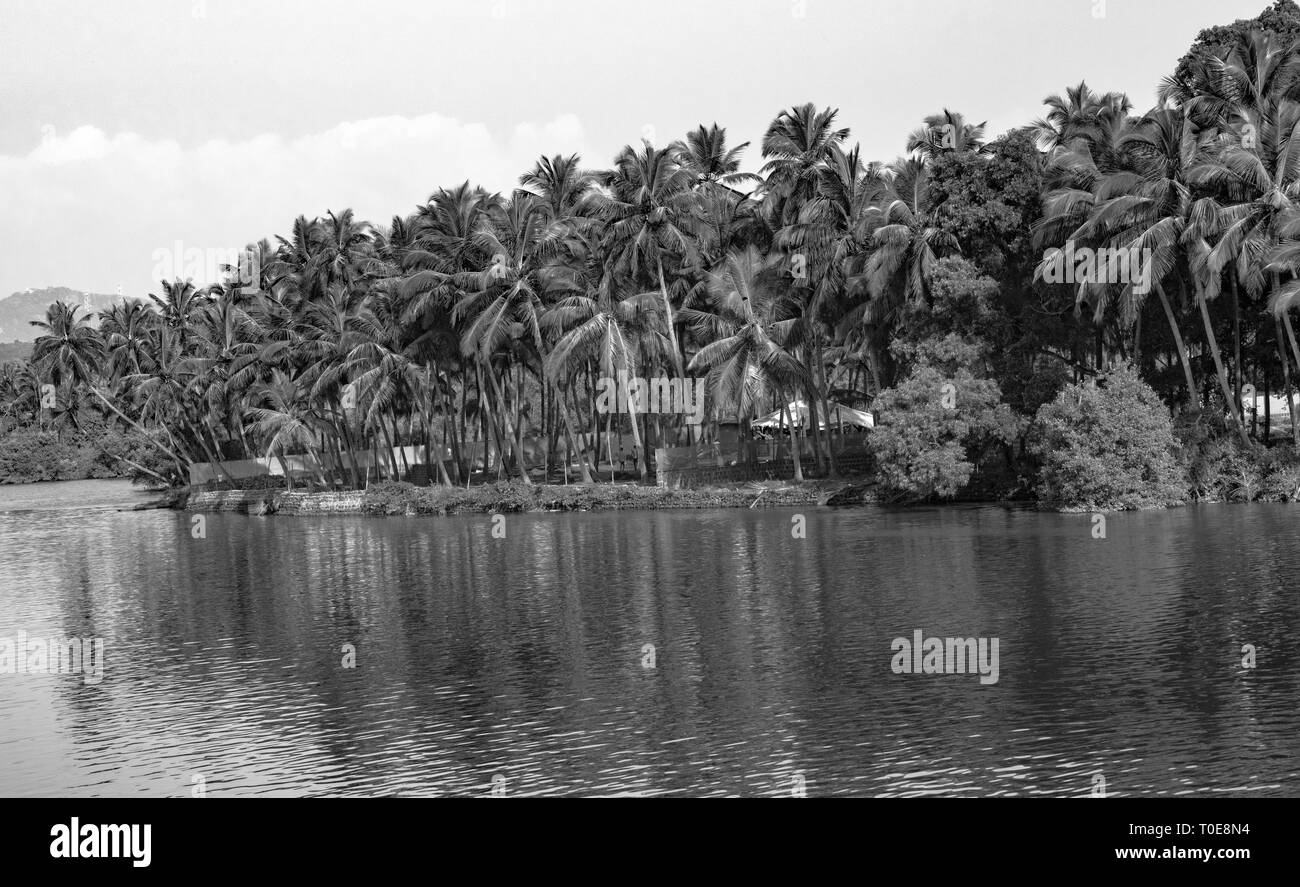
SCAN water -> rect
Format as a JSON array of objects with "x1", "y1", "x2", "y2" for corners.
[{"x1": 0, "y1": 479, "x2": 1296, "y2": 797}]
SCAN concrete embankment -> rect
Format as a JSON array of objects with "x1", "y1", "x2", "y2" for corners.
[{"x1": 184, "y1": 489, "x2": 366, "y2": 515}]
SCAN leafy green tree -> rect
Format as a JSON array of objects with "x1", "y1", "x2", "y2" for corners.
[
  {"x1": 868, "y1": 334, "x2": 1019, "y2": 501},
  {"x1": 1030, "y1": 362, "x2": 1187, "y2": 510}
]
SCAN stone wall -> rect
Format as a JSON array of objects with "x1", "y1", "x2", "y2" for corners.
[
  {"x1": 275, "y1": 492, "x2": 366, "y2": 514},
  {"x1": 185, "y1": 489, "x2": 366, "y2": 515},
  {"x1": 185, "y1": 490, "x2": 276, "y2": 513}
]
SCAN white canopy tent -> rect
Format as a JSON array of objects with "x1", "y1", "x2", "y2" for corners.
[{"x1": 752, "y1": 400, "x2": 874, "y2": 430}]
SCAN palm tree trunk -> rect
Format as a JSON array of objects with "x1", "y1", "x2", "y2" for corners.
[
  {"x1": 604, "y1": 410, "x2": 615, "y2": 483},
  {"x1": 1133, "y1": 307, "x2": 1142, "y2": 368},
  {"x1": 304, "y1": 442, "x2": 331, "y2": 488},
  {"x1": 88, "y1": 387, "x2": 188, "y2": 468},
  {"x1": 1277, "y1": 318, "x2": 1300, "y2": 448},
  {"x1": 276, "y1": 450, "x2": 294, "y2": 492},
  {"x1": 656, "y1": 258, "x2": 683, "y2": 375},
  {"x1": 181, "y1": 412, "x2": 235, "y2": 485},
  {"x1": 814, "y1": 339, "x2": 838, "y2": 476},
  {"x1": 392, "y1": 413, "x2": 410, "y2": 479},
  {"x1": 100, "y1": 449, "x2": 171, "y2": 485},
  {"x1": 1196, "y1": 283, "x2": 1249, "y2": 444},
  {"x1": 541, "y1": 378, "x2": 551, "y2": 477},
  {"x1": 802, "y1": 351, "x2": 825, "y2": 474},
  {"x1": 782, "y1": 397, "x2": 804, "y2": 482},
  {"x1": 625, "y1": 379, "x2": 647, "y2": 482},
  {"x1": 485, "y1": 360, "x2": 531, "y2": 484},
  {"x1": 432, "y1": 407, "x2": 452, "y2": 486},
  {"x1": 1155, "y1": 283, "x2": 1198, "y2": 410},
  {"x1": 444, "y1": 382, "x2": 462, "y2": 484},
  {"x1": 564, "y1": 385, "x2": 595, "y2": 483},
  {"x1": 1231, "y1": 276, "x2": 1242, "y2": 410},
  {"x1": 383, "y1": 419, "x2": 402, "y2": 479},
  {"x1": 476, "y1": 364, "x2": 505, "y2": 478},
  {"x1": 337, "y1": 406, "x2": 363, "y2": 489}
]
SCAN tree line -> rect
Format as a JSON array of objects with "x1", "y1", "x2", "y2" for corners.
[{"x1": 5, "y1": 3, "x2": 1300, "y2": 497}]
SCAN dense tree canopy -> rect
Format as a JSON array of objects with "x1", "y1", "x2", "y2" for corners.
[{"x1": 7, "y1": 4, "x2": 1300, "y2": 507}]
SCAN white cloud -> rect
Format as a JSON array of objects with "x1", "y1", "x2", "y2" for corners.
[{"x1": 0, "y1": 111, "x2": 592, "y2": 300}]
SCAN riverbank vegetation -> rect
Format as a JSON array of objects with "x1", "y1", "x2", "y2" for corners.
[
  {"x1": 7, "y1": 2, "x2": 1300, "y2": 510},
  {"x1": 357, "y1": 480, "x2": 833, "y2": 515}
]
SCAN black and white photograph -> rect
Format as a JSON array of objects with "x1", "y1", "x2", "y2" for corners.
[{"x1": 0, "y1": 0, "x2": 1292, "y2": 861}]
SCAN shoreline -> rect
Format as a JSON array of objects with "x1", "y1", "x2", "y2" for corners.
[
  {"x1": 174, "y1": 479, "x2": 880, "y2": 516},
  {"x1": 38, "y1": 476, "x2": 1287, "y2": 515}
]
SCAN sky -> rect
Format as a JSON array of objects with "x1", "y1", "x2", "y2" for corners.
[{"x1": 0, "y1": 0, "x2": 1271, "y2": 306}]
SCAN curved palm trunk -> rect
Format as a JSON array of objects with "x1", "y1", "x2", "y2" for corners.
[
  {"x1": 1196, "y1": 284, "x2": 1249, "y2": 444},
  {"x1": 89, "y1": 387, "x2": 188, "y2": 470},
  {"x1": 1230, "y1": 276, "x2": 1242, "y2": 409},
  {"x1": 181, "y1": 411, "x2": 235, "y2": 485},
  {"x1": 1279, "y1": 311, "x2": 1300, "y2": 445},
  {"x1": 563, "y1": 385, "x2": 595, "y2": 483},
  {"x1": 656, "y1": 258, "x2": 683, "y2": 375},
  {"x1": 99, "y1": 449, "x2": 171, "y2": 485},
  {"x1": 378, "y1": 420, "x2": 401, "y2": 480},
  {"x1": 413, "y1": 400, "x2": 451, "y2": 486},
  {"x1": 303, "y1": 442, "x2": 331, "y2": 488},
  {"x1": 275, "y1": 450, "x2": 294, "y2": 492},
  {"x1": 330, "y1": 403, "x2": 363, "y2": 489},
  {"x1": 484, "y1": 360, "x2": 531, "y2": 484},
  {"x1": 392, "y1": 414, "x2": 410, "y2": 479},
  {"x1": 1155, "y1": 284, "x2": 1198, "y2": 410},
  {"x1": 1277, "y1": 319, "x2": 1300, "y2": 448}
]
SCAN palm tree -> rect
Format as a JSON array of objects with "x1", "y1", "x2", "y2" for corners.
[
  {"x1": 147, "y1": 279, "x2": 207, "y2": 353},
  {"x1": 1033, "y1": 82, "x2": 1133, "y2": 153},
  {"x1": 1051, "y1": 106, "x2": 1205, "y2": 412},
  {"x1": 906, "y1": 109, "x2": 989, "y2": 162},
  {"x1": 245, "y1": 370, "x2": 333, "y2": 490},
  {"x1": 544, "y1": 226, "x2": 662, "y2": 481},
  {"x1": 586, "y1": 141, "x2": 699, "y2": 373},
  {"x1": 759, "y1": 104, "x2": 853, "y2": 469},
  {"x1": 759, "y1": 103, "x2": 850, "y2": 230},
  {"x1": 30, "y1": 302, "x2": 104, "y2": 390},
  {"x1": 857, "y1": 159, "x2": 961, "y2": 347},
  {"x1": 1182, "y1": 28, "x2": 1300, "y2": 434},
  {"x1": 521, "y1": 153, "x2": 593, "y2": 221},
  {"x1": 671, "y1": 124, "x2": 760, "y2": 190},
  {"x1": 685, "y1": 246, "x2": 812, "y2": 480},
  {"x1": 100, "y1": 299, "x2": 157, "y2": 380},
  {"x1": 313, "y1": 208, "x2": 374, "y2": 291}
]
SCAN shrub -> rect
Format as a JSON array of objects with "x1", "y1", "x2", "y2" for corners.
[
  {"x1": 1260, "y1": 449, "x2": 1300, "y2": 502},
  {"x1": 1030, "y1": 363, "x2": 1186, "y2": 510},
  {"x1": 1177, "y1": 418, "x2": 1300, "y2": 503},
  {"x1": 869, "y1": 335, "x2": 1020, "y2": 502},
  {"x1": 0, "y1": 427, "x2": 83, "y2": 482}
]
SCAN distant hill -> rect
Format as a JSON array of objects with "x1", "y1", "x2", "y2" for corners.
[{"x1": 0, "y1": 287, "x2": 122, "y2": 343}]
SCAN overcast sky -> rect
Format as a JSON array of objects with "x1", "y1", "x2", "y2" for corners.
[{"x1": 0, "y1": 0, "x2": 1269, "y2": 304}]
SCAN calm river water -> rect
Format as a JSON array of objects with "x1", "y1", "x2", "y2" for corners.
[{"x1": 0, "y1": 479, "x2": 1295, "y2": 797}]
